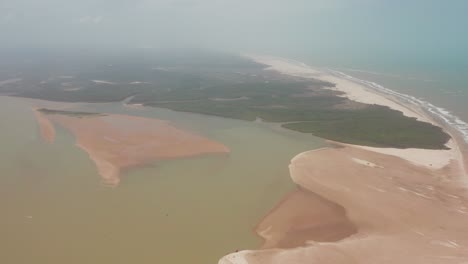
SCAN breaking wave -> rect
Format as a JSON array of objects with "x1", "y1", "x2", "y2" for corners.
[{"x1": 327, "y1": 69, "x2": 468, "y2": 143}]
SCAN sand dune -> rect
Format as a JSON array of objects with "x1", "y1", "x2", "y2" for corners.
[
  {"x1": 221, "y1": 145, "x2": 468, "y2": 264},
  {"x1": 34, "y1": 111, "x2": 229, "y2": 186}
]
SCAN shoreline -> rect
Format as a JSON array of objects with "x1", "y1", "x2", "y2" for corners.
[
  {"x1": 219, "y1": 55, "x2": 468, "y2": 263},
  {"x1": 220, "y1": 144, "x2": 468, "y2": 264},
  {"x1": 32, "y1": 108, "x2": 56, "y2": 143},
  {"x1": 246, "y1": 54, "x2": 468, "y2": 176},
  {"x1": 247, "y1": 55, "x2": 468, "y2": 143}
]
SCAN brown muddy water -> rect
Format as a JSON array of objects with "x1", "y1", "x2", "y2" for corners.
[{"x1": 0, "y1": 96, "x2": 324, "y2": 264}]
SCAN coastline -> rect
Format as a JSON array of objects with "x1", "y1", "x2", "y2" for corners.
[
  {"x1": 246, "y1": 54, "x2": 468, "y2": 175},
  {"x1": 219, "y1": 55, "x2": 468, "y2": 264},
  {"x1": 220, "y1": 145, "x2": 468, "y2": 264}
]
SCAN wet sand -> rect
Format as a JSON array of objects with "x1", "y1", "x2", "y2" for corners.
[
  {"x1": 221, "y1": 145, "x2": 468, "y2": 263},
  {"x1": 34, "y1": 110, "x2": 229, "y2": 186},
  {"x1": 255, "y1": 188, "x2": 357, "y2": 249},
  {"x1": 33, "y1": 108, "x2": 56, "y2": 143}
]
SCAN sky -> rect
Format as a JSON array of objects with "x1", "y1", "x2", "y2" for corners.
[{"x1": 1, "y1": 0, "x2": 467, "y2": 65}]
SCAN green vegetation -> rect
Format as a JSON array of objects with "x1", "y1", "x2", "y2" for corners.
[
  {"x1": 142, "y1": 82, "x2": 450, "y2": 149},
  {"x1": 14, "y1": 52, "x2": 451, "y2": 149},
  {"x1": 142, "y1": 82, "x2": 340, "y2": 122},
  {"x1": 282, "y1": 106, "x2": 450, "y2": 149}
]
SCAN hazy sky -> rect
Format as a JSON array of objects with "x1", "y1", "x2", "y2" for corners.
[{"x1": 1, "y1": 0, "x2": 467, "y2": 63}]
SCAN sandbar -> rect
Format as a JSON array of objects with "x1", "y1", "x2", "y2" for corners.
[
  {"x1": 34, "y1": 110, "x2": 229, "y2": 186},
  {"x1": 33, "y1": 108, "x2": 56, "y2": 143}
]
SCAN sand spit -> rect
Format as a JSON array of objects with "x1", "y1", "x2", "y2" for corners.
[
  {"x1": 247, "y1": 54, "x2": 467, "y2": 175},
  {"x1": 32, "y1": 108, "x2": 56, "y2": 143},
  {"x1": 247, "y1": 55, "x2": 468, "y2": 169},
  {"x1": 247, "y1": 55, "x2": 430, "y2": 123},
  {"x1": 221, "y1": 146, "x2": 468, "y2": 264},
  {"x1": 36, "y1": 112, "x2": 229, "y2": 186}
]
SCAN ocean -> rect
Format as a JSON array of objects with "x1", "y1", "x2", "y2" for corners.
[{"x1": 297, "y1": 54, "x2": 468, "y2": 143}]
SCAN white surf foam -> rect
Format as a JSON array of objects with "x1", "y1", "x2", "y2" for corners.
[{"x1": 326, "y1": 69, "x2": 468, "y2": 143}]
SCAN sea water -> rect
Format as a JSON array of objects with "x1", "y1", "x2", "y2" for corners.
[{"x1": 299, "y1": 53, "x2": 468, "y2": 143}]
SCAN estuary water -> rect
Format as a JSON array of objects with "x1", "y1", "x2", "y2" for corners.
[{"x1": 0, "y1": 96, "x2": 324, "y2": 264}]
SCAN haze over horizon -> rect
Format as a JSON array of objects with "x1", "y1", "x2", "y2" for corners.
[
  {"x1": 2, "y1": 1, "x2": 468, "y2": 264},
  {"x1": 1, "y1": 0, "x2": 467, "y2": 65}
]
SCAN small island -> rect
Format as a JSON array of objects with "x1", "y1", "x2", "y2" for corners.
[{"x1": 34, "y1": 108, "x2": 229, "y2": 186}]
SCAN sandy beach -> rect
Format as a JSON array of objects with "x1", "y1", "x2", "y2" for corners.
[
  {"x1": 248, "y1": 55, "x2": 434, "y2": 124},
  {"x1": 221, "y1": 145, "x2": 468, "y2": 263},
  {"x1": 247, "y1": 55, "x2": 466, "y2": 171},
  {"x1": 34, "y1": 110, "x2": 230, "y2": 186},
  {"x1": 220, "y1": 56, "x2": 468, "y2": 263}
]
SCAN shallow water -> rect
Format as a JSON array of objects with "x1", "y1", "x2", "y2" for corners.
[{"x1": 0, "y1": 96, "x2": 324, "y2": 264}]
